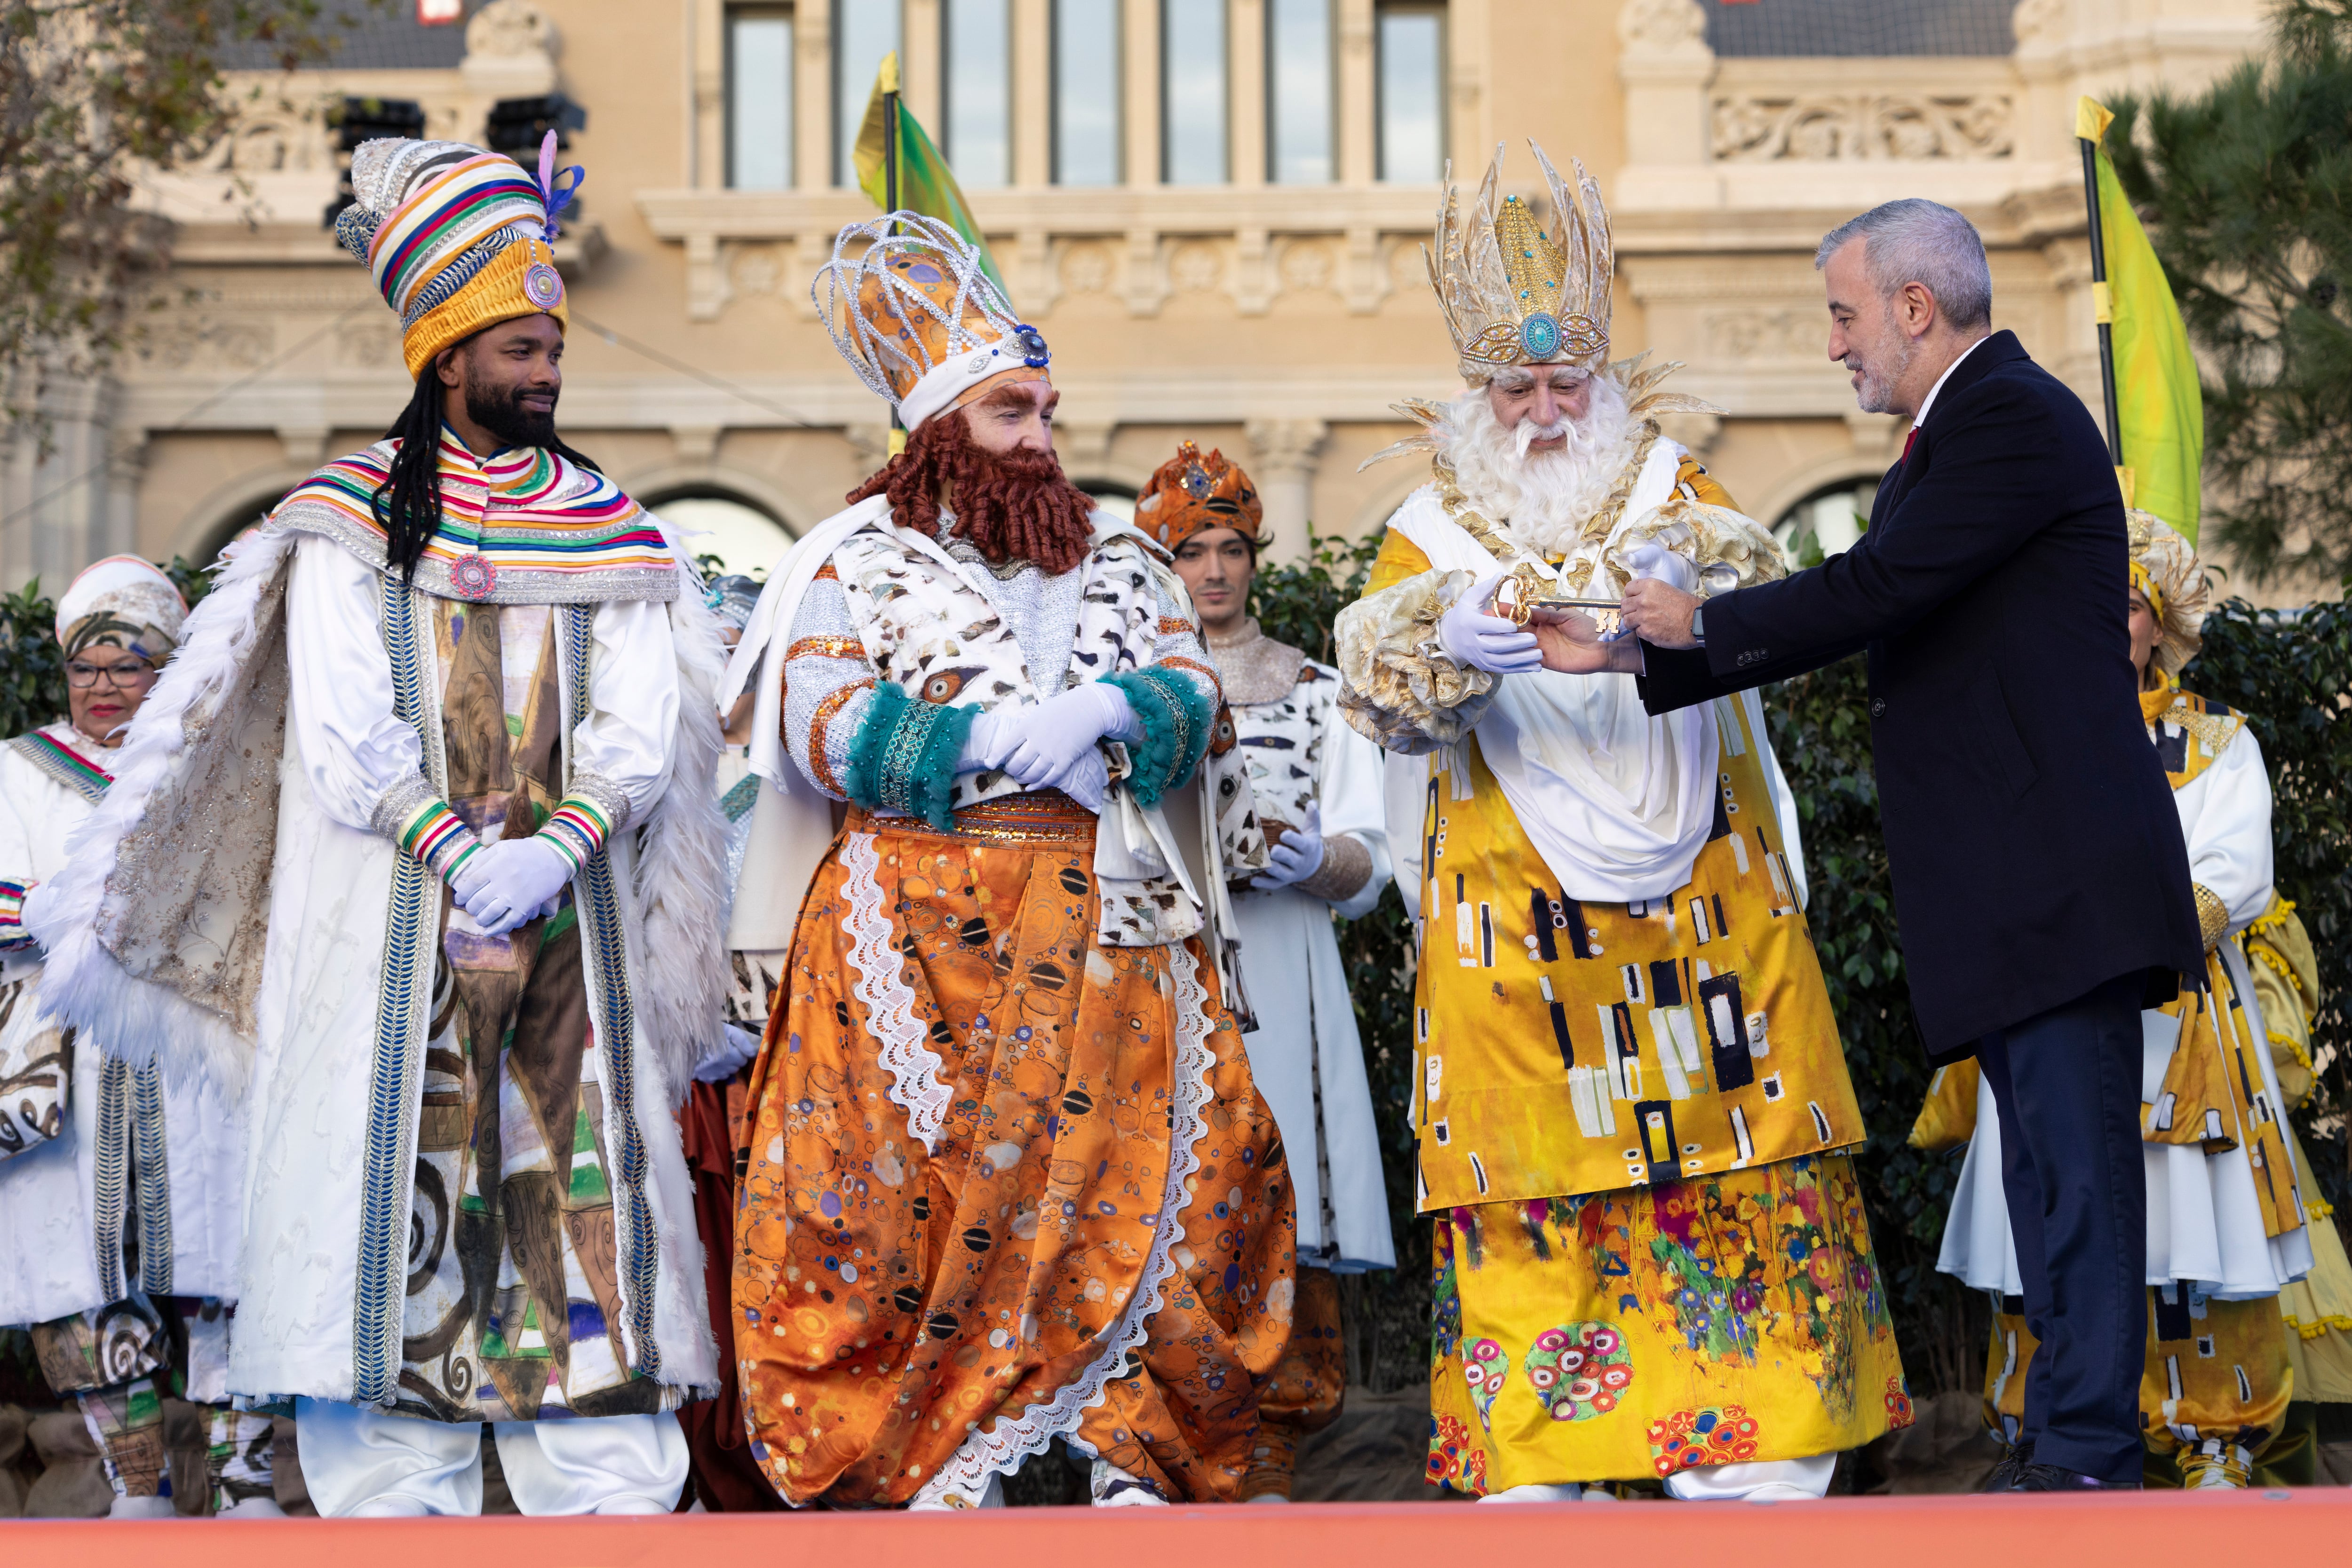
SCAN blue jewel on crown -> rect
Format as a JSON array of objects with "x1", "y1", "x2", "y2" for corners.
[
  {"x1": 1009, "y1": 323, "x2": 1049, "y2": 369},
  {"x1": 1519, "y1": 311, "x2": 1564, "y2": 361}
]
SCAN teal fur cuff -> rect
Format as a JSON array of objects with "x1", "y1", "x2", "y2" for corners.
[
  {"x1": 1101, "y1": 668, "x2": 1213, "y2": 810},
  {"x1": 844, "y1": 681, "x2": 977, "y2": 831}
]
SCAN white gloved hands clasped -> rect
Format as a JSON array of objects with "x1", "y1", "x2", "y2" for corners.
[
  {"x1": 1438, "y1": 570, "x2": 1543, "y2": 675},
  {"x1": 452, "y1": 836, "x2": 574, "y2": 939},
  {"x1": 1251, "y1": 803, "x2": 1327, "y2": 891},
  {"x1": 966, "y1": 684, "x2": 1136, "y2": 806}
]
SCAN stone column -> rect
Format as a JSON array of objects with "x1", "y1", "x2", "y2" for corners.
[
  {"x1": 1, "y1": 373, "x2": 119, "y2": 594},
  {"x1": 106, "y1": 431, "x2": 150, "y2": 566},
  {"x1": 1243, "y1": 417, "x2": 1329, "y2": 564}
]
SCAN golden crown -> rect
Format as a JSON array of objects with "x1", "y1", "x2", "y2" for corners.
[{"x1": 1428, "y1": 142, "x2": 1613, "y2": 383}]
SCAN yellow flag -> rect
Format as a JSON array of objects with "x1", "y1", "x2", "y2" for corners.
[
  {"x1": 2080, "y1": 96, "x2": 2204, "y2": 542},
  {"x1": 851, "y1": 53, "x2": 1009, "y2": 297}
]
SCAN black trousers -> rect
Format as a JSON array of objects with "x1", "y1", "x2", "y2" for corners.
[{"x1": 1972, "y1": 969, "x2": 2149, "y2": 1483}]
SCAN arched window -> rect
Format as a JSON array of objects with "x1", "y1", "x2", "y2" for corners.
[
  {"x1": 648, "y1": 492, "x2": 795, "y2": 578},
  {"x1": 1771, "y1": 475, "x2": 1881, "y2": 568}
]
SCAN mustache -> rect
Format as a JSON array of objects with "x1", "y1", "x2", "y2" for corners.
[{"x1": 1514, "y1": 418, "x2": 1573, "y2": 458}]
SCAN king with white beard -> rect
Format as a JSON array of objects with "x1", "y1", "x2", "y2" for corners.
[{"x1": 1335, "y1": 143, "x2": 1912, "y2": 1503}]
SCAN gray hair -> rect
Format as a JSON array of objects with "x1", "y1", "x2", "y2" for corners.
[{"x1": 1815, "y1": 199, "x2": 1993, "y2": 330}]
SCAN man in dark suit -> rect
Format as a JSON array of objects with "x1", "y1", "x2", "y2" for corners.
[{"x1": 1612, "y1": 200, "x2": 2202, "y2": 1491}]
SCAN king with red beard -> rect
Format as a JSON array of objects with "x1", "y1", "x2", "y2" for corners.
[{"x1": 719, "y1": 215, "x2": 1292, "y2": 1510}]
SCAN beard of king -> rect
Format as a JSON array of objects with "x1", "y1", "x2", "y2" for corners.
[
  {"x1": 846, "y1": 401, "x2": 1101, "y2": 577},
  {"x1": 1436, "y1": 372, "x2": 1643, "y2": 561}
]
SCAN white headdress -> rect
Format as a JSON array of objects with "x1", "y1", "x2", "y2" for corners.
[{"x1": 812, "y1": 213, "x2": 1049, "y2": 433}]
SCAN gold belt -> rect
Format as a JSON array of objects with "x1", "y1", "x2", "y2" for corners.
[{"x1": 847, "y1": 789, "x2": 1097, "y2": 847}]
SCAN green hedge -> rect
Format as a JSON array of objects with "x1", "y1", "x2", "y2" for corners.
[{"x1": 1252, "y1": 537, "x2": 2352, "y2": 1396}]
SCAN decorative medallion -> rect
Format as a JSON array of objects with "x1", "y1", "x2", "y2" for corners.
[
  {"x1": 1184, "y1": 463, "x2": 1213, "y2": 500},
  {"x1": 1010, "y1": 323, "x2": 1050, "y2": 368},
  {"x1": 1519, "y1": 311, "x2": 1563, "y2": 361},
  {"x1": 1558, "y1": 312, "x2": 1607, "y2": 359},
  {"x1": 449, "y1": 552, "x2": 498, "y2": 601},
  {"x1": 522, "y1": 260, "x2": 565, "y2": 310}
]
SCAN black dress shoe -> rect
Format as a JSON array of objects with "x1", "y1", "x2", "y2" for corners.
[
  {"x1": 1980, "y1": 1444, "x2": 2034, "y2": 1493},
  {"x1": 2018, "y1": 1462, "x2": 2141, "y2": 1492}
]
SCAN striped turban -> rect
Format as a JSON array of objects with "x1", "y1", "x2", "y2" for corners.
[{"x1": 333, "y1": 135, "x2": 583, "y2": 378}]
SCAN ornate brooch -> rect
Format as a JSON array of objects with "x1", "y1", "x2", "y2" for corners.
[
  {"x1": 449, "y1": 552, "x2": 498, "y2": 601},
  {"x1": 522, "y1": 261, "x2": 565, "y2": 311}
]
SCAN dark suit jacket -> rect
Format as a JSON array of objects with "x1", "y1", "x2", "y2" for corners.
[{"x1": 1637, "y1": 331, "x2": 2201, "y2": 1057}]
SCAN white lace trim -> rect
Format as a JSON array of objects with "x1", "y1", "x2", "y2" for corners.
[
  {"x1": 910, "y1": 943, "x2": 1217, "y2": 1506},
  {"x1": 841, "y1": 831, "x2": 951, "y2": 1154}
]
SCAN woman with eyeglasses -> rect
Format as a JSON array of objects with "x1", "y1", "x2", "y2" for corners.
[{"x1": 0, "y1": 556, "x2": 279, "y2": 1516}]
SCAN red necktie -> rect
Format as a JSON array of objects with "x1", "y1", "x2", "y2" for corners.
[{"x1": 1899, "y1": 426, "x2": 1919, "y2": 466}]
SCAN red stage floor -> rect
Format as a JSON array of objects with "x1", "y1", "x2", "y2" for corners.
[{"x1": 7, "y1": 1492, "x2": 2350, "y2": 1567}]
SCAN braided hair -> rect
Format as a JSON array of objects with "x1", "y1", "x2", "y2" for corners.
[{"x1": 373, "y1": 347, "x2": 605, "y2": 582}]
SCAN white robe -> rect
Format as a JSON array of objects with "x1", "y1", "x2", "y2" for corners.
[
  {"x1": 1224, "y1": 663, "x2": 1397, "y2": 1272},
  {"x1": 0, "y1": 728, "x2": 242, "y2": 1325},
  {"x1": 27, "y1": 523, "x2": 728, "y2": 1406},
  {"x1": 1937, "y1": 722, "x2": 2315, "y2": 1299}
]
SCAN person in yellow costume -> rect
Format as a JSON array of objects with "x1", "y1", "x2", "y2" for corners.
[
  {"x1": 1915, "y1": 511, "x2": 2329, "y2": 1488},
  {"x1": 1334, "y1": 143, "x2": 1911, "y2": 1503},
  {"x1": 2238, "y1": 899, "x2": 2352, "y2": 1439}
]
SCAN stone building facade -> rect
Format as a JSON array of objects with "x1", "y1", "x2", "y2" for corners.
[{"x1": 0, "y1": 0, "x2": 2267, "y2": 590}]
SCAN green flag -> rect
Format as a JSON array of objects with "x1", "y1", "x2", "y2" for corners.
[
  {"x1": 2080, "y1": 95, "x2": 2204, "y2": 541},
  {"x1": 853, "y1": 53, "x2": 1009, "y2": 299}
]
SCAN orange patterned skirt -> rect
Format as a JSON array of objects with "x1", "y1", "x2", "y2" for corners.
[{"x1": 731, "y1": 796, "x2": 1298, "y2": 1507}]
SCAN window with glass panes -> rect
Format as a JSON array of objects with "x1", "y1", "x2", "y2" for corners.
[
  {"x1": 834, "y1": 0, "x2": 903, "y2": 187},
  {"x1": 1053, "y1": 0, "x2": 1121, "y2": 185},
  {"x1": 1266, "y1": 0, "x2": 1331, "y2": 184},
  {"x1": 1162, "y1": 0, "x2": 1227, "y2": 184},
  {"x1": 728, "y1": 5, "x2": 794, "y2": 189},
  {"x1": 940, "y1": 0, "x2": 1012, "y2": 187},
  {"x1": 1376, "y1": 1, "x2": 1444, "y2": 182}
]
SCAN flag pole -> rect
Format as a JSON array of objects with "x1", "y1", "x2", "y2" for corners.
[{"x1": 2079, "y1": 131, "x2": 2123, "y2": 466}]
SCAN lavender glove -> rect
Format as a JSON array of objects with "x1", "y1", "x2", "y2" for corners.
[
  {"x1": 1252, "y1": 803, "x2": 1326, "y2": 890},
  {"x1": 980, "y1": 684, "x2": 1139, "y2": 796},
  {"x1": 453, "y1": 836, "x2": 573, "y2": 939},
  {"x1": 1438, "y1": 570, "x2": 1543, "y2": 674}
]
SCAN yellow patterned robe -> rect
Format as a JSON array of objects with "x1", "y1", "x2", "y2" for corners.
[{"x1": 1345, "y1": 445, "x2": 1908, "y2": 1491}]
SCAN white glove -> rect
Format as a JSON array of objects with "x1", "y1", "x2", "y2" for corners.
[
  {"x1": 957, "y1": 710, "x2": 1007, "y2": 774},
  {"x1": 694, "y1": 1024, "x2": 763, "y2": 1083},
  {"x1": 980, "y1": 684, "x2": 1138, "y2": 796},
  {"x1": 1438, "y1": 571, "x2": 1543, "y2": 674},
  {"x1": 1619, "y1": 541, "x2": 1698, "y2": 593},
  {"x1": 1252, "y1": 803, "x2": 1326, "y2": 890},
  {"x1": 453, "y1": 836, "x2": 574, "y2": 939}
]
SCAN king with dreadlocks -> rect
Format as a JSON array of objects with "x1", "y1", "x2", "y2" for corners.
[
  {"x1": 29, "y1": 135, "x2": 735, "y2": 1515},
  {"x1": 717, "y1": 214, "x2": 1295, "y2": 1509}
]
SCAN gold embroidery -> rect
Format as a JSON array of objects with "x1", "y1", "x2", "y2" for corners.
[
  {"x1": 2193, "y1": 883, "x2": 2230, "y2": 950},
  {"x1": 788, "y1": 635, "x2": 868, "y2": 663},
  {"x1": 805, "y1": 678, "x2": 875, "y2": 797},
  {"x1": 1157, "y1": 655, "x2": 1223, "y2": 705}
]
